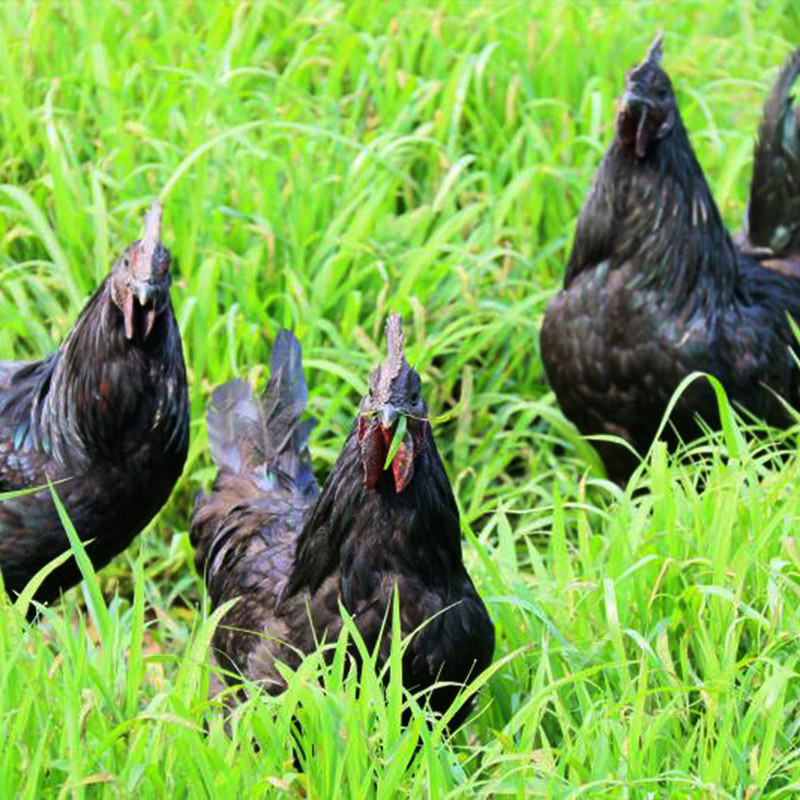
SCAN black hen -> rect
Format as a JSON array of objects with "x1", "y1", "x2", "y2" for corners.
[
  {"x1": 192, "y1": 316, "x2": 494, "y2": 728},
  {"x1": 540, "y1": 37, "x2": 800, "y2": 484},
  {"x1": 0, "y1": 202, "x2": 189, "y2": 606}
]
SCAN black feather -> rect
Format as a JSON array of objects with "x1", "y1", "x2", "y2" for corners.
[
  {"x1": 745, "y1": 46, "x2": 800, "y2": 256},
  {"x1": 205, "y1": 330, "x2": 317, "y2": 499}
]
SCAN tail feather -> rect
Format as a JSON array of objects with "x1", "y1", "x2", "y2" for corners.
[
  {"x1": 745, "y1": 46, "x2": 800, "y2": 256},
  {"x1": 206, "y1": 379, "x2": 265, "y2": 475},
  {"x1": 205, "y1": 330, "x2": 318, "y2": 498}
]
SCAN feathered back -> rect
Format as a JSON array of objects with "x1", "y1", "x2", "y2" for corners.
[
  {"x1": 206, "y1": 330, "x2": 317, "y2": 499},
  {"x1": 746, "y1": 46, "x2": 800, "y2": 256}
]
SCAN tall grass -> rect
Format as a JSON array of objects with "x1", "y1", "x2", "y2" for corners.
[{"x1": 2, "y1": 1, "x2": 800, "y2": 797}]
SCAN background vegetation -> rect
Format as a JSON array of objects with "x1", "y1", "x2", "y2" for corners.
[{"x1": 2, "y1": 1, "x2": 800, "y2": 797}]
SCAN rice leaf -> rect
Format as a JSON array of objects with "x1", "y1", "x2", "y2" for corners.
[{"x1": 383, "y1": 414, "x2": 407, "y2": 470}]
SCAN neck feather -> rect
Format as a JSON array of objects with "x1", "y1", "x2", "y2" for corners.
[
  {"x1": 34, "y1": 278, "x2": 186, "y2": 469},
  {"x1": 288, "y1": 424, "x2": 462, "y2": 599},
  {"x1": 568, "y1": 116, "x2": 739, "y2": 313}
]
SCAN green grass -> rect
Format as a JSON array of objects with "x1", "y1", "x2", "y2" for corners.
[{"x1": 2, "y1": 0, "x2": 800, "y2": 797}]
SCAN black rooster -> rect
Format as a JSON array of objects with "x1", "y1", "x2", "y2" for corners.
[
  {"x1": 191, "y1": 315, "x2": 494, "y2": 728},
  {"x1": 0, "y1": 202, "x2": 189, "y2": 606},
  {"x1": 540, "y1": 37, "x2": 800, "y2": 484}
]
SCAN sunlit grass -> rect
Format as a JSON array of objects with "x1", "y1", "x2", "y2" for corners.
[{"x1": 2, "y1": 0, "x2": 800, "y2": 797}]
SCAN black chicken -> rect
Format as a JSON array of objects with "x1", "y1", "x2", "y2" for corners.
[
  {"x1": 540, "y1": 37, "x2": 800, "y2": 484},
  {"x1": 0, "y1": 202, "x2": 189, "y2": 606},
  {"x1": 191, "y1": 315, "x2": 494, "y2": 728}
]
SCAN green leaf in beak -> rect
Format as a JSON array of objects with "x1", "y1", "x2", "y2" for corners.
[{"x1": 383, "y1": 413, "x2": 407, "y2": 470}]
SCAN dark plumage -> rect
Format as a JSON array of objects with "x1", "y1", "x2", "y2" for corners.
[
  {"x1": 741, "y1": 46, "x2": 800, "y2": 256},
  {"x1": 191, "y1": 316, "x2": 494, "y2": 728},
  {"x1": 0, "y1": 202, "x2": 189, "y2": 606},
  {"x1": 540, "y1": 37, "x2": 800, "y2": 484}
]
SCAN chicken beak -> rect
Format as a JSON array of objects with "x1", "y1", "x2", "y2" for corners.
[
  {"x1": 120, "y1": 283, "x2": 159, "y2": 342},
  {"x1": 380, "y1": 404, "x2": 399, "y2": 430}
]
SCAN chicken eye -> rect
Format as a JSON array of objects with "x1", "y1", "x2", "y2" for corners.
[{"x1": 409, "y1": 388, "x2": 420, "y2": 404}]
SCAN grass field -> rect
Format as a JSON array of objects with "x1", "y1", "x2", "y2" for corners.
[{"x1": 2, "y1": 1, "x2": 800, "y2": 797}]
